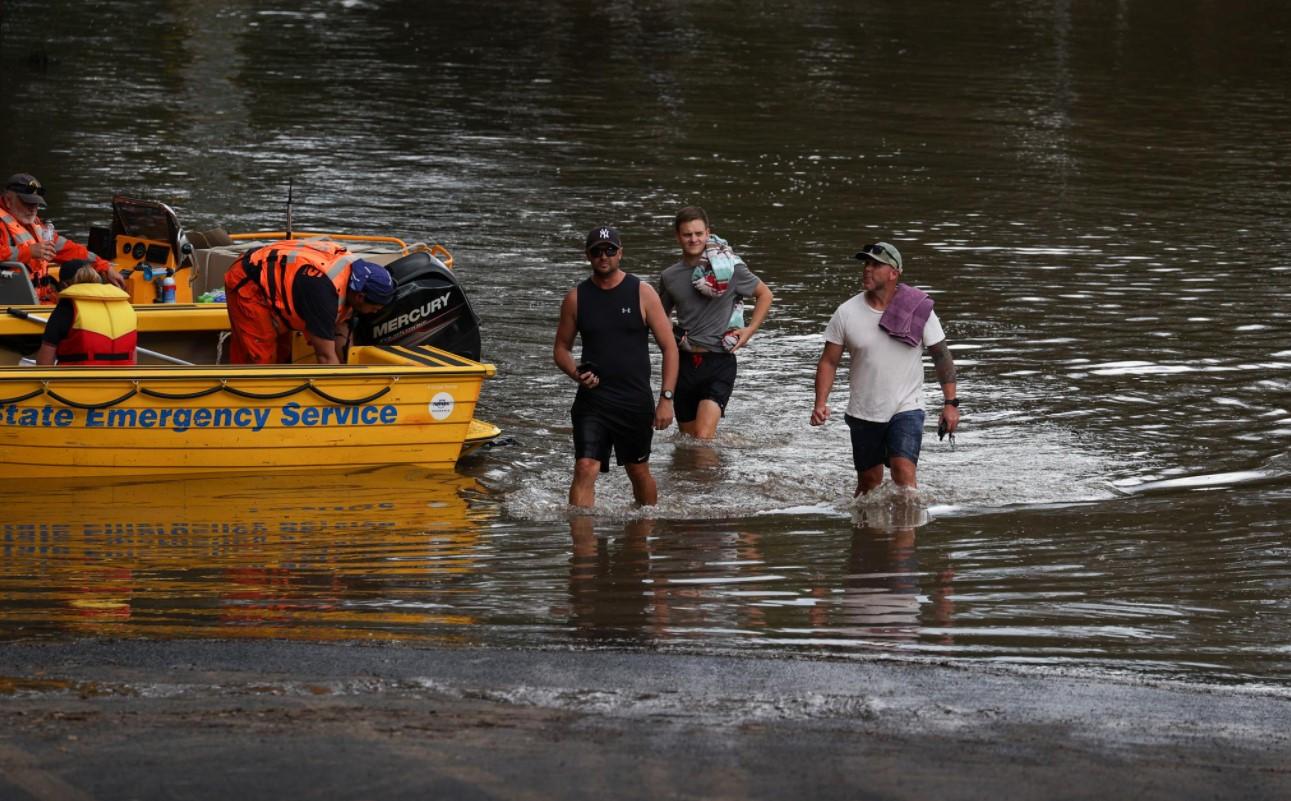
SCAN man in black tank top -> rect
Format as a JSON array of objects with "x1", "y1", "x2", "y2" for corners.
[{"x1": 553, "y1": 226, "x2": 679, "y2": 508}]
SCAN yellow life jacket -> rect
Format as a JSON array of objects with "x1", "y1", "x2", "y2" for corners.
[{"x1": 56, "y1": 284, "x2": 138, "y2": 365}]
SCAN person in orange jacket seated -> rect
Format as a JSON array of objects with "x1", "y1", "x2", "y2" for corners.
[
  {"x1": 0, "y1": 172, "x2": 126, "y2": 303},
  {"x1": 35, "y1": 260, "x2": 138, "y2": 366},
  {"x1": 223, "y1": 239, "x2": 396, "y2": 365}
]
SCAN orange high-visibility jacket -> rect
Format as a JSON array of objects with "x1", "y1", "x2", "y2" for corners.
[
  {"x1": 238, "y1": 240, "x2": 361, "y2": 331},
  {"x1": 0, "y1": 207, "x2": 112, "y2": 303}
]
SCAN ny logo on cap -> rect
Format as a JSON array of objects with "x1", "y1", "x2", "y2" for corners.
[{"x1": 599, "y1": 228, "x2": 610, "y2": 240}]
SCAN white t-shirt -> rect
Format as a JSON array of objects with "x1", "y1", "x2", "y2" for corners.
[{"x1": 823, "y1": 293, "x2": 945, "y2": 423}]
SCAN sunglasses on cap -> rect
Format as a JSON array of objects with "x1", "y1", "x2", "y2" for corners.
[
  {"x1": 588, "y1": 245, "x2": 620, "y2": 257},
  {"x1": 6, "y1": 179, "x2": 46, "y2": 197},
  {"x1": 857, "y1": 243, "x2": 894, "y2": 262}
]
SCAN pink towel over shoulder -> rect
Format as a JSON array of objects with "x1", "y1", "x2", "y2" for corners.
[{"x1": 879, "y1": 283, "x2": 934, "y2": 348}]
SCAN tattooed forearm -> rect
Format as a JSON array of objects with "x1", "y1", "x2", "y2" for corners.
[{"x1": 929, "y1": 341, "x2": 957, "y2": 387}]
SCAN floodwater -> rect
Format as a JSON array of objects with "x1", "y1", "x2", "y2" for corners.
[{"x1": 1, "y1": 0, "x2": 1289, "y2": 685}]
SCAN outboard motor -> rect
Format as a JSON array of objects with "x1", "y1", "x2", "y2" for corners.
[{"x1": 351, "y1": 251, "x2": 482, "y2": 361}]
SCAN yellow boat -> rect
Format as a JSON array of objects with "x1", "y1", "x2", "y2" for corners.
[{"x1": 0, "y1": 196, "x2": 499, "y2": 478}]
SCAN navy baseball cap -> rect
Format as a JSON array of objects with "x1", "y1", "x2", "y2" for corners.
[
  {"x1": 348, "y1": 259, "x2": 396, "y2": 304},
  {"x1": 585, "y1": 225, "x2": 622, "y2": 251}
]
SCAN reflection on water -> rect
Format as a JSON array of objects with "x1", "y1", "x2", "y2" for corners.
[
  {"x1": 0, "y1": 467, "x2": 493, "y2": 642},
  {"x1": 833, "y1": 528, "x2": 946, "y2": 644},
  {"x1": 566, "y1": 517, "x2": 776, "y2": 644},
  {"x1": 568, "y1": 518, "x2": 657, "y2": 644},
  {"x1": 1, "y1": 0, "x2": 1289, "y2": 683},
  {"x1": 563, "y1": 516, "x2": 961, "y2": 656},
  {"x1": 2, "y1": 462, "x2": 1289, "y2": 682}
]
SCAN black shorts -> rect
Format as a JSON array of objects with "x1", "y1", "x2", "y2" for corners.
[
  {"x1": 675, "y1": 351, "x2": 737, "y2": 423},
  {"x1": 572, "y1": 408, "x2": 654, "y2": 473}
]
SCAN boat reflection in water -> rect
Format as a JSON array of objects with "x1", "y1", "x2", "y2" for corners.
[{"x1": 0, "y1": 466, "x2": 493, "y2": 642}]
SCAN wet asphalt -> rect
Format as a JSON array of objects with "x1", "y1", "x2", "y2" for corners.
[{"x1": 0, "y1": 640, "x2": 1288, "y2": 800}]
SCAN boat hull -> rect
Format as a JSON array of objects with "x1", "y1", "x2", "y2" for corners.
[{"x1": 0, "y1": 343, "x2": 497, "y2": 478}]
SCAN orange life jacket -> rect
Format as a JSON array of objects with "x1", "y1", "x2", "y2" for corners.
[
  {"x1": 0, "y1": 206, "x2": 54, "y2": 301},
  {"x1": 240, "y1": 240, "x2": 360, "y2": 332},
  {"x1": 54, "y1": 283, "x2": 138, "y2": 366},
  {"x1": 0, "y1": 206, "x2": 109, "y2": 304}
]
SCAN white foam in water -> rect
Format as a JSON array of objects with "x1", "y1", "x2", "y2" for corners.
[
  {"x1": 1111, "y1": 451, "x2": 1291, "y2": 495},
  {"x1": 491, "y1": 328, "x2": 1144, "y2": 522},
  {"x1": 848, "y1": 485, "x2": 931, "y2": 529},
  {"x1": 496, "y1": 353, "x2": 1125, "y2": 523},
  {"x1": 1114, "y1": 470, "x2": 1268, "y2": 495}
]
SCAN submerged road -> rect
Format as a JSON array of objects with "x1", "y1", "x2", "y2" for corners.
[{"x1": 0, "y1": 640, "x2": 1287, "y2": 800}]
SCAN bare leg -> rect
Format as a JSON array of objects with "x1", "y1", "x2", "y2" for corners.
[
  {"x1": 672, "y1": 440, "x2": 720, "y2": 472},
  {"x1": 855, "y1": 464, "x2": 885, "y2": 496},
  {"x1": 890, "y1": 456, "x2": 918, "y2": 488},
  {"x1": 678, "y1": 399, "x2": 722, "y2": 439},
  {"x1": 624, "y1": 462, "x2": 658, "y2": 506},
  {"x1": 569, "y1": 457, "x2": 602, "y2": 507}
]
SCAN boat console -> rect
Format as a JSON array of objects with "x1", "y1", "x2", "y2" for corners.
[{"x1": 88, "y1": 195, "x2": 195, "y2": 304}]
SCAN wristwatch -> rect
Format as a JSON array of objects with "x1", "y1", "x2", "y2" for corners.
[
  {"x1": 944, "y1": 398, "x2": 960, "y2": 408},
  {"x1": 660, "y1": 390, "x2": 674, "y2": 401}
]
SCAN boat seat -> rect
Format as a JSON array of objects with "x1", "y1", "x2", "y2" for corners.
[
  {"x1": 0, "y1": 263, "x2": 39, "y2": 305},
  {"x1": 188, "y1": 246, "x2": 252, "y2": 296},
  {"x1": 185, "y1": 228, "x2": 235, "y2": 249}
]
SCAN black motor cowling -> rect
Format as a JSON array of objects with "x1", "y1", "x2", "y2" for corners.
[{"x1": 351, "y1": 251, "x2": 482, "y2": 361}]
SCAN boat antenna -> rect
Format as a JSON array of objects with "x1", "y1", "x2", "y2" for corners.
[{"x1": 286, "y1": 178, "x2": 294, "y2": 239}]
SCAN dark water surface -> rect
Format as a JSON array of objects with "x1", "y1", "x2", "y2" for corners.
[{"x1": 1, "y1": 1, "x2": 1289, "y2": 685}]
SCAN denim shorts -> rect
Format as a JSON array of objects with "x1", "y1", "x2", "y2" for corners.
[{"x1": 844, "y1": 409, "x2": 926, "y2": 473}]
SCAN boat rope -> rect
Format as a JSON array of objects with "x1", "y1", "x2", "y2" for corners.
[
  {"x1": 219, "y1": 380, "x2": 314, "y2": 400},
  {"x1": 45, "y1": 385, "x2": 139, "y2": 410},
  {"x1": 307, "y1": 380, "x2": 392, "y2": 405},
  {"x1": 215, "y1": 331, "x2": 230, "y2": 366},
  {"x1": 2, "y1": 377, "x2": 400, "y2": 408},
  {"x1": 0, "y1": 387, "x2": 46, "y2": 404},
  {"x1": 140, "y1": 384, "x2": 225, "y2": 401}
]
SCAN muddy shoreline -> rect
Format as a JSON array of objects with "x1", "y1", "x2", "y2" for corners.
[{"x1": 1, "y1": 640, "x2": 1287, "y2": 800}]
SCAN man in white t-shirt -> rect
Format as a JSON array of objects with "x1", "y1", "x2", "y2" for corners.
[{"x1": 810, "y1": 241, "x2": 959, "y2": 496}]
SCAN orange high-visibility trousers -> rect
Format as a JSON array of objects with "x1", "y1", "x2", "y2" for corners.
[{"x1": 224, "y1": 260, "x2": 292, "y2": 364}]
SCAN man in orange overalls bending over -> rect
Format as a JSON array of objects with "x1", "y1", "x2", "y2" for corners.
[{"x1": 223, "y1": 240, "x2": 396, "y2": 365}]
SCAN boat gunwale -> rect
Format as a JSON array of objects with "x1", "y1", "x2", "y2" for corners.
[
  {"x1": 0, "y1": 363, "x2": 496, "y2": 382},
  {"x1": 0, "y1": 340, "x2": 496, "y2": 382}
]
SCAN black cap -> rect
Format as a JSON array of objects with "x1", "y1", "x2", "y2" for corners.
[
  {"x1": 585, "y1": 225, "x2": 622, "y2": 251},
  {"x1": 4, "y1": 173, "x2": 47, "y2": 207}
]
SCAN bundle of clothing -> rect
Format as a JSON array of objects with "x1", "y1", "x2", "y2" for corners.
[{"x1": 691, "y1": 233, "x2": 745, "y2": 334}]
